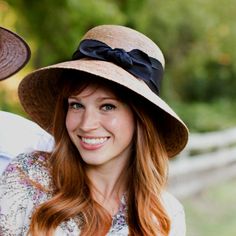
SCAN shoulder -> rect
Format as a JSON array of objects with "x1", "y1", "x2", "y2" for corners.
[
  {"x1": 161, "y1": 191, "x2": 184, "y2": 216},
  {"x1": 161, "y1": 191, "x2": 186, "y2": 236},
  {"x1": 2, "y1": 152, "x2": 52, "y2": 191},
  {"x1": 0, "y1": 152, "x2": 53, "y2": 235},
  {"x1": 0, "y1": 111, "x2": 54, "y2": 158}
]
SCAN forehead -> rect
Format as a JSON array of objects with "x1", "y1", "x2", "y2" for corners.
[{"x1": 71, "y1": 83, "x2": 116, "y2": 98}]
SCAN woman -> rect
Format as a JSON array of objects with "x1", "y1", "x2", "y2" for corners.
[{"x1": 0, "y1": 25, "x2": 188, "y2": 235}]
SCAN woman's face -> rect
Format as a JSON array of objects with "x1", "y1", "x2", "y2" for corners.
[{"x1": 66, "y1": 84, "x2": 135, "y2": 169}]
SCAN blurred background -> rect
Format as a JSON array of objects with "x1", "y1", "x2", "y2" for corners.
[{"x1": 0, "y1": 0, "x2": 236, "y2": 235}]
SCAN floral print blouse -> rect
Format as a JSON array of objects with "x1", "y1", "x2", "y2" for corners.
[{"x1": 0, "y1": 153, "x2": 186, "y2": 235}]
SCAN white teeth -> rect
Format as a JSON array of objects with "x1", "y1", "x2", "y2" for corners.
[{"x1": 81, "y1": 137, "x2": 108, "y2": 145}]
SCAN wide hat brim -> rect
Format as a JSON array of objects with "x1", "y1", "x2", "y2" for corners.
[
  {"x1": 0, "y1": 27, "x2": 30, "y2": 81},
  {"x1": 19, "y1": 58, "x2": 188, "y2": 158}
]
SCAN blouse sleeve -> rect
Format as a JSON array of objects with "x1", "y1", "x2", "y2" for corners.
[
  {"x1": 162, "y1": 191, "x2": 186, "y2": 236},
  {"x1": 0, "y1": 153, "x2": 51, "y2": 235}
]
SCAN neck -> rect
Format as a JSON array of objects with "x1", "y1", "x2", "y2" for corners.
[
  {"x1": 85, "y1": 161, "x2": 130, "y2": 215},
  {"x1": 87, "y1": 164, "x2": 128, "y2": 199}
]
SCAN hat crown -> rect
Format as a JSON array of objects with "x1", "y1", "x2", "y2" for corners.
[{"x1": 82, "y1": 25, "x2": 165, "y2": 67}]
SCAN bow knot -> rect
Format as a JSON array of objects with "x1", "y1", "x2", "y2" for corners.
[
  {"x1": 106, "y1": 48, "x2": 133, "y2": 68},
  {"x1": 72, "y1": 39, "x2": 163, "y2": 95}
]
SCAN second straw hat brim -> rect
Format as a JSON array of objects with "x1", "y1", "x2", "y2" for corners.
[{"x1": 0, "y1": 27, "x2": 30, "y2": 80}]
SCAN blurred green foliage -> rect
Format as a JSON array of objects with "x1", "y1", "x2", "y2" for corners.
[
  {"x1": 173, "y1": 100, "x2": 236, "y2": 132},
  {"x1": 1, "y1": 0, "x2": 236, "y2": 131},
  {"x1": 4, "y1": 0, "x2": 126, "y2": 65},
  {"x1": 0, "y1": 89, "x2": 25, "y2": 115}
]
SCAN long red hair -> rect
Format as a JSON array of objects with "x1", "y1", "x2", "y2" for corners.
[{"x1": 29, "y1": 71, "x2": 170, "y2": 235}]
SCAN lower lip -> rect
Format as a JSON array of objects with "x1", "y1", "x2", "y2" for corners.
[{"x1": 79, "y1": 139, "x2": 108, "y2": 150}]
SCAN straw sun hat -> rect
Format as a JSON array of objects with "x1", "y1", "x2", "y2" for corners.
[
  {"x1": 0, "y1": 27, "x2": 30, "y2": 81},
  {"x1": 18, "y1": 25, "x2": 188, "y2": 158}
]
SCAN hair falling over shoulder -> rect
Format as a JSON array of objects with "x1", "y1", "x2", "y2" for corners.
[
  {"x1": 28, "y1": 74, "x2": 171, "y2": 236},
  {"x1": 127, "y1": 103, "x2": 171, "y2": 235}
]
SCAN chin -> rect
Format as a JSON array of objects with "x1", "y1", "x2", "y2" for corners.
[{"x1": 82, "y1": 158, "x2": 106, "y2": 166}]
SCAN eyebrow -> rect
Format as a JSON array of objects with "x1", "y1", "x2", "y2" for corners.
[
  {"x1": 97, "y1": 97, "x2": 118, "y2": 101},
  {"x1": 68, "y1": 96, "x2": 118, "y2": 101}
]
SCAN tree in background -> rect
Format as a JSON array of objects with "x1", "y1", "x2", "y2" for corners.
[{"x1": 4, "y1": 0, "x2": 126, "y2": 66}]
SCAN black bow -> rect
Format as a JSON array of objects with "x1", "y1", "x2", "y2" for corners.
[{"x1": 72, "y1": 39, "x2": 163, "y2": 95}]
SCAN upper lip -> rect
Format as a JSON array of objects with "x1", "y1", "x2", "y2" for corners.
[{"x1": 78, "y1": 135, "x2": 110, "y2": 139}]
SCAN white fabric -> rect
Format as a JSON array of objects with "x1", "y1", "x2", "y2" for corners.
[
  {"x1": 162, "y1": 191, "x2": 186, "y2": 236},
  {"x1": 0, "y1": 111, "x2": 54, "y2": 174}
]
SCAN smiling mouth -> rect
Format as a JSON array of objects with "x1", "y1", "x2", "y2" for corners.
[{"x1": 79, "y1": 136, "x2": 109, "y2": 145}]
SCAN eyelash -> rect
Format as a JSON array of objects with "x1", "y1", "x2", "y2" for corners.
[
  {"x1": 68, "y1": 102, "x2": 83, "y2": 110},
  {"x1": 68, "y1": 102, "x2": 116, "y2": 111},
  {"x1": 101, "y1": 104, "x2": 116, "y2": 111}
]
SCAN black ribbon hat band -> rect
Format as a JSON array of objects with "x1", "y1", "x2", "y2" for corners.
[{"x1": 72, "y1": 39, "x2": 164, "y2": 95}]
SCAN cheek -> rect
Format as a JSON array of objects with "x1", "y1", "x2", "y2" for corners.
[
  {"x1": 106, "y1": 112, "x2": 135, "y2": 138},
  {"x1": 108, "y1": 116, "x2": 119, "y2": 127},
  {"x1": 122, "y1": 115, "x2": 135, "y2": 138},
  {"x1": 66, "y1": 112, "x2": 79, "y2": 132}
]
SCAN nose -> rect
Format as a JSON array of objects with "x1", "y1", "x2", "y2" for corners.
[{"x1": 78, "y1": 108, "x2": 99, "y2": 132}]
